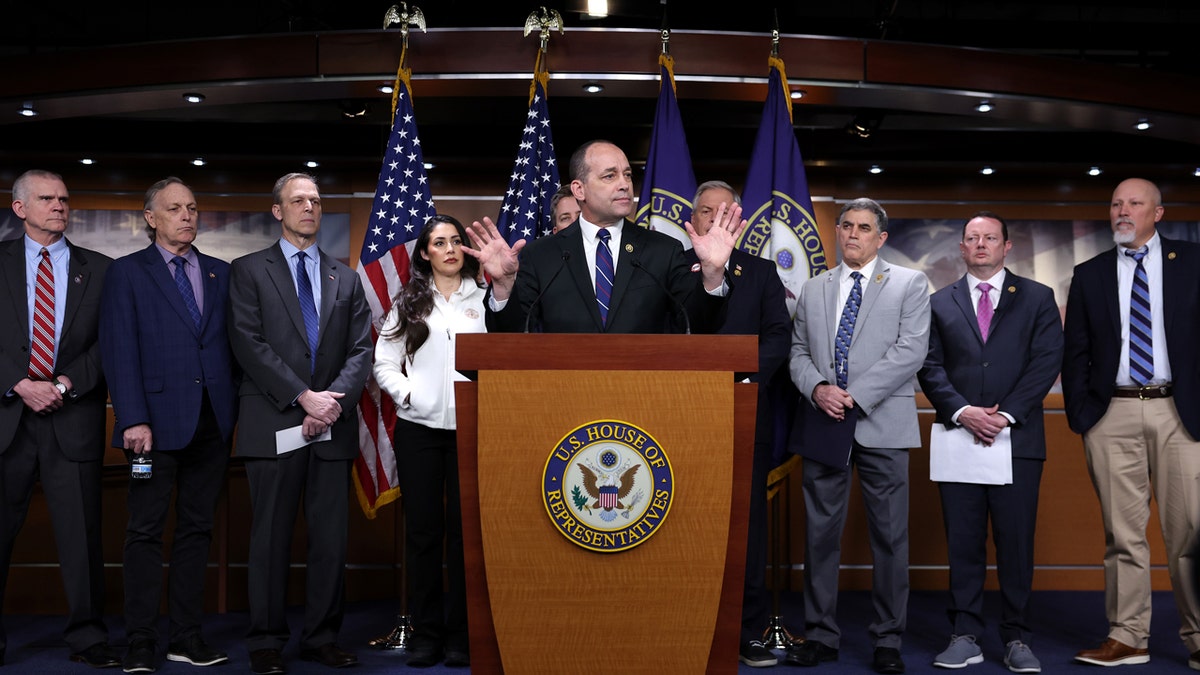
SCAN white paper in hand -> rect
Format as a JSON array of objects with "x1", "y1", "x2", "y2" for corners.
[
  {"x1": 929, "y1": 425, "x2": 1012, "y2": 485},
  {"x1": 275, "y1": 424, "x2": 332, "y2": 455}
]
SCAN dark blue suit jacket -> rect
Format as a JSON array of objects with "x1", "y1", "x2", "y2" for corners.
[
  {"x1": 100, "y1": 244, "x2": 238, "y2": 450},
  {"x1": 918, "y1": 271, "x2": 1063, "y2": 459},
  {"x1": 1062, "y1": 236, "x2": 1200, "y2": 439}
]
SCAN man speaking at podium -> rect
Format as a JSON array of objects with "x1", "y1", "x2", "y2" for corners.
[{"x1": 464, "y1": 140, "x2": 742, "y2": 334}]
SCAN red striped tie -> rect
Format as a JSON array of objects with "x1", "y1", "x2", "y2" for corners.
[{"x1": 28, "y1": 248, "x2": 56, "y2": 380}]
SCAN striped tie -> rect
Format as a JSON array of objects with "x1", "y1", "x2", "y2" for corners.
[
  {"x1": 172, "y1": 256, "x2": 202, "y2": 329},
  {"x1": 595, "y1": 228, "x2": 614, "y2": 326},
  {"x1": 28, "y1": 248, "x2": 56, "y2": 380},
  {"x1": 834, "y1": 271, "x2": 863, "y2": 390},
  {"x1": 1125, "y1": 246, "x2": 1153, "y2": 385},
  {"x1": 296, "y1": 251, "x2": 319, "y2": 374}
]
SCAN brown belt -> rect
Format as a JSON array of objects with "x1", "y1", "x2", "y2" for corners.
[{"x1": 1113, "y1": 384, "x2": 1173, "y2": 400}]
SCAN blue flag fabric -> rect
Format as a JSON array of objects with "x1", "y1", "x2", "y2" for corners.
[
  {"x1": 740, "y1": 56, "x2": 827, "y2": 316},
  {"x1": 497, "y1": 74, "x2": 561, "y2": 246},
  {"x1": 635, "y1": 54, "x2": 697, "y2": 249}
]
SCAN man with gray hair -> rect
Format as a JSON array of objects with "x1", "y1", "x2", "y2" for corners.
[
  {"x1": 99, "y1": 177, "x2": 237, "y2": 673},
  {"x1": 787, "y1": 198, "x2": 930, "y2": 674}
]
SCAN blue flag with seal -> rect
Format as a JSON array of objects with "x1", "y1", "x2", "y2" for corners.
[
  {"x1": 634, "y1": 53, "x2": 696, "y2": 248},
  {"x1": 739, "y1": 55, "x2": 826, "y2": 316},
  {"x1": 496, "y1": 52, "x2": 561, "y2": 246}
]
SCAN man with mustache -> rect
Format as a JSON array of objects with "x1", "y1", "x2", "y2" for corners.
[{"x1": 1063, "y1": 178, "x2": 1200, "y2": 668}]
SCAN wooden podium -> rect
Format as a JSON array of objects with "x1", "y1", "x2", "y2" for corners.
[{"x1": 455, "y1": 333, "x2": 758, "y2": 674}]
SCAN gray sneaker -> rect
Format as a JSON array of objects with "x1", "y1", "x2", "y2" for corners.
[
  {"x1": 934, "y1": 635, "x2": 984, "y2": 669},
  {"x1": 1004, "y1": 641, "x2": 1041, "y2": 674}
]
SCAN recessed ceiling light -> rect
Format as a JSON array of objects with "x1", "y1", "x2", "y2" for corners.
[
  {"x1": 19, "y1": 102, "x2": 37, "y2": 117},
  {"x1": 423, "y1": 162, "x2": 435, "y2": 170},
  {"x1": 192, "y1": 158, "x2": 206, "y2": 167},
  {"x1": 790, "y1": 89, "x2": 806, "y2": 100},
  {"x1": 975, "y1": 100, "x2": 993, "y2": 113},
  {"x1": 582, "y1": 82, "x2": 604, "y2": 94},
  {"x1": 1134, "y1": 118, "x2": 1152, "y2": 131},
  {"x1": 868, "y1": 165, "x2": 883, "y2": 175},
  {"x1": 1193, "y1": 167, "x2": 1200, "y2": 177},
  {"x1": 182, "y1": 93, "x2": 205, "y2": 104},
  {"x1": 586, "y1": 0, "x2": 608, "y2": 17},
  {"x1": 1088, "y1": 166, "x2": 1102, "y2": 176},
  {"x1": 79, "y1": 158, "x2": 95, "y2": 165},
  {"x1": 378, "y1": 84, "x2": 394, "y2": 94},
  {"x1": 980, "y1": 166, "x2": 994, "y2": 175},
  {"x1": 305, "y1": 160, "x2": 319, "y2": 168}
]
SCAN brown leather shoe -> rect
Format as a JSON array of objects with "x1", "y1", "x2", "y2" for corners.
[{"x1": 1074, "y1": 638, "x2": 1149, "y2": 666}]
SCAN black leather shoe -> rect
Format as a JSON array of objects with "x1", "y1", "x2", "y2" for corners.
[
  {"x1": 444, "y1": 649, "x2": 470, "y2": 668},
  {"x1": 166, "y1": 634, "x2": 228, "y2": 667},
  {"x1": 872, "y1": 647, "x2": 905, "y2": 674},
  {"x1": 785, "y1": 640, "x2": 838, "y2": 667},
  {"x1": 299, "y1": 643, "x2": 358, "y2": 668},
  {"x1": 249, "y1": 648, "x2": 286, "y2": 675},
  {"x1": 70, "y1": 643, "x2": 121, "y2": 669},
  {"x1": 121, "y1": 639, "x2": 157, "y2": 673},
  {"x1": 405, "y1": 645, "x2": 442, "y2": 668}
]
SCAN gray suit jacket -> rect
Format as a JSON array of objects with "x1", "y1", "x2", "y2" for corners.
[
  {"x1": 227, "y1": 242, "x2": 373, "y2": 460},
  {"x1": 789, "y1": 257, "x2": 931, "y2": 449}
]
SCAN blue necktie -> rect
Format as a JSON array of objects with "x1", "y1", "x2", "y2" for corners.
[
  {"x1": 295, "y1": 251, "x2": 319, "y2": 374},
  {"x1": 171, "y1": 256, "x2": 202, "y2": 329},
  {"x1": 835, "y1": 271, "x2": 863, "y2": 390},
  {"x1": 1126, "y1": 246, "x2": 1153, "y2": 385},
  {"x1": 595, "y1": 229, "x2": 614, "y2": 326}
]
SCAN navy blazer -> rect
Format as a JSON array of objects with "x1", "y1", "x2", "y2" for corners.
[
  {"x1": 486, "y1": 220, "x2": 725, "y2": 334},
  {"x1": 1062, "y1": 235, "x2": 1200, "y2": 439},
  {"x1": 918, "y1": 271, "x2": 1063, "y2": 460},
  {"x1": 0, "y1": 237, "x2": 111, "y2": 461},
  {"x1": 99, "y1": 243, "x2": 238, "y2": 450}
]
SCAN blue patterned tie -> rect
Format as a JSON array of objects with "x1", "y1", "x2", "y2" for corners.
[
  {"x1": 834, "y1": 271, "x2": 863, "y2": 390},
  {"x1": 295, "y1": 251, "x2": 319, "y2": 374},
  {"x1": 1125, "y1": 246, "x2": 1153, "y2": 385},
  {"x1": 171, "y1": 256, "x2": 202, "y2": 329},
  {"x1": 595, "y1": 228, "x2": 614, "y2": 326}
]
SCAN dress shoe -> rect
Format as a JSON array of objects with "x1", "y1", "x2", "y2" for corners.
[
  {"x1": 1074, "y1": 638, "x2": 1149, "y2": 666},
  {"x1": 299, "y1": 643, "x2": 358, "y2": 668},
  {"x1": 249, "y1": 648, "x2": 286, "y2": 675},
  {"x1": 785, "y1": 640, "x2": 838, "y2": 666},
  {"x1": 406, "y1": 645, "x2": 442, "y2": 668},
  {"x1": 873, "y1": 646, "x2": 905, "y2": 674},
  {"x1": 166, "y1": 634, "x2": 228, "y2": 667},
  {"x1": 121, "y1": 639, "x2": 157, "y2": 673},
  {"x1": 70, "y1": 642, "x2": 122, "y2": 668},
  {"x1": 444, "y1": 649, "x2": 471, "y2": 668}
]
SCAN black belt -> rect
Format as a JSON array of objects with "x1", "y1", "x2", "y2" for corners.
[{"x1": 1113, "y1": 384, "x2": 1172, "y2": 400}]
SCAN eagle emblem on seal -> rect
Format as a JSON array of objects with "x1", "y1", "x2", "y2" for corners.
[{"x1": 577, "y1": 449, "x2": 639, "y2": 515}]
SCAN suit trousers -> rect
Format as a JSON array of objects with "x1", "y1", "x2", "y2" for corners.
[
  {"x1": 1083, "y1": 396, "x2": 1200, "y2": 652},
  {"x1": 123, "y1": 394, "x2": 229, "y2": 644},
  {"x1": 741, "y1": 440, "x2": 772, "y2": 644},
  {"x1": 802, "y1": 443, "x2": 909, "y2": 650},
  {"x1": 939, "y1": 457, "x2": 1043, "y2": 645},
  {"x1": 395, "y1": 418, "x2": 468, "y2": 653},
  {"x1": 0, "y1": 409, "x2": 108, "y2": 653},
  {"x1": 244, "y1": 447, "x2": 351, "y2": 652}
]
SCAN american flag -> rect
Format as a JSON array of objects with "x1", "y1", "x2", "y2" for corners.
[
  {"x1": 354, "y1": 71, "x2": 436, "y2": 518},
  {"x1": 496, "y1": 76, "x2": 560, "y2": 245}
]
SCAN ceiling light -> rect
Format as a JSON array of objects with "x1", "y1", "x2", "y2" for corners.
[
  {"x1": 1087, "y1": 166, "x2": 1102, "y2": 176},
  {"x1": 1134, "y1": 118, "x2": 1152, "y2": 131},
  {"x1": 182, "y1": 93, "x2": 205, "y2": 104},
  {"x1": 586, "y1": 0, "x2": 608, "y2": 18},
  {"x1": 423, "y1": 162, "x2": 435, "y2": 170},
  {"x1": 975, "y1": 100, "x2": 993, "y2": 113},
  {"x1": 79, "y1": 158, "x2": 95, "y2": 165},
  {"x1": 1194, "y1": 167, "x2": 1200, "y2": 177},
  {"x1": 377, "y1": 84, "x2": 394, "y2": 94},
  {"x1": 582, "y1": 82, "x2": 604, "y2": 94},
  {"x1": 868, "y1": 165, "x2": 883, "y2": 175},
  {"x1": 192, "y1": 157, "x2": 206, "y2": 167},
  {"x1": 18, "y1": 102, "x2": 37, "y2": 117},
  {"x1": 846, "y1": 112, "x2": 883, "y2": 139},
  {"x1": 305, "y1": 160, "x2": 319, "y2": 168},
  {"x1": 790, "y1": 89, "x2": 806, "y2": 100},
  {"x1": 980, "y1": 166, "x2": 994, "y2": 175}
]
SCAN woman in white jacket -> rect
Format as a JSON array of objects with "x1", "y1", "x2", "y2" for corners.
[{"x1": 374, "y1": 215, "x2": 485, "y2": 669}]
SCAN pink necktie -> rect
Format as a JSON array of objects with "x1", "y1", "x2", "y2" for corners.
[{"x1": 976, "y1": 282, "x2": 994, "y2": 343}]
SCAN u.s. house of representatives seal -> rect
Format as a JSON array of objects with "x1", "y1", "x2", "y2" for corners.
[{"x1": 542, "y1": 419, "x2": 674, "y2": 553}]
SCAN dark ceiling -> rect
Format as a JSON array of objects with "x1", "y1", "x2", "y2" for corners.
[{"x1": 2, "y1": 1, "x2": 1199, "y2": 196}]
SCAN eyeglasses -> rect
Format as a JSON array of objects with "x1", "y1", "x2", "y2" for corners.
[{"x1": 964, "y1": 235, "x2": 1003, "y2": 246}]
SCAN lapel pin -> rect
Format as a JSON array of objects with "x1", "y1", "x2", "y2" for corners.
[
  {"x1": 328, "y1": 274, "x2": 335, "y2": 280},
  {"x1": 733, "y1": 264, "x2": 743, "y2": 277},
  {"x1": 208, "y1": 272, "x2": 216, "y2": 279},
  {"x1": 1007, "y1": 285, "x2": 1016, "y2": 293},
  {"x1": 1168, "y1": 251, "x2": 1177, "y2": 260},
  {"x1": 874, "y1": 274, "x2": 884, "y2": 284},
  {"x1": 74, "y1": 274, "x2": 83, "y2": 284},
  {"x1": 625, "y1": 244, "x2": 633, "y2": 253},
  {"x1": 690, "y1": 262, "x2": 702, "y2": 273}
]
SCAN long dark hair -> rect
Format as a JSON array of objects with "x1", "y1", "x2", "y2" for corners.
[{"x1": 381, "y1": 215, "x2": 482, "y2": 367}]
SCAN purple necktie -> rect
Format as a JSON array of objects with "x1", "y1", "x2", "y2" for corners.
[{"x1": 977, "y1": 282, "x2": 994, "y2": 342}]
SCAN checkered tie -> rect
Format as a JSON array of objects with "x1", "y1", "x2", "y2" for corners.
[
  {"x1": 834, "y1": 271, "x2": 863, "y2": 390},
  {"x1": 28, "y1": 247, "x2": 55, "y2": 380},
  {"x1": 595, "y1": 229, "x2": 614, "y2": 326},
  {"x1": 1125, "y1": 246, "x2": 1153, "y2": 385},
  {"x1": 976, "y1": 282, "x2": 994, "y2": 342},
  {"x1": 295, "y1": 251, "x2": 319, "y2": 374},
  {"x1": 172, "y1": 256, "x2": 202, "y2": 329}
]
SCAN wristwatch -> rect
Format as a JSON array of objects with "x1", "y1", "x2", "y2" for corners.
[{"x1": 53, "y1": 379, "x2": 68, "y2": 396}]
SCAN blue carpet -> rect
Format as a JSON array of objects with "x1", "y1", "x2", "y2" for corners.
[{"x1": 3, "y1": 591, "x2": 1194, "y2": 673}]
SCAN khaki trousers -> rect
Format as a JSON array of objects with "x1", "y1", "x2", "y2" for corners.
[{"x1": 1083, "y1": 396, "x2": 1200, "y2": 652}]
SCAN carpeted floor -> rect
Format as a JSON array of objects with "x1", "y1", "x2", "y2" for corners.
[{"x1": 3, "y1": 590, "x2": 1194, "y2": 673}]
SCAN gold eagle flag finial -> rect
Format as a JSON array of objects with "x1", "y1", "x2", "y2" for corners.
[
  {"x1": 524, "y1": 6, "x2": 564, "y2": 53},
  {"x1": 383, "y1": 3, "x2": 427, "y2": 43}
]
